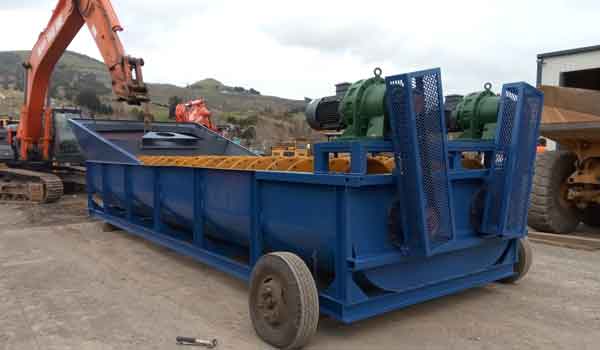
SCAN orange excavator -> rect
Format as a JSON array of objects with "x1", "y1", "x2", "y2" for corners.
[
  {"x1": 175, "y1": 98, "x2": 218, "y2": 132},
  {"x1": 0, "y1": 0, "x2": 149, "y2": 203}
]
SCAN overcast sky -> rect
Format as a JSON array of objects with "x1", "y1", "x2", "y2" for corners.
[{"x1": 0, "y1": 0, "x2": 598, "y2": 99}]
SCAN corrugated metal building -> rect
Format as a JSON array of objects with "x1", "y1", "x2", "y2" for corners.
[{"x1": 537, "y1": 45, "x2": 600, "y2": 89}]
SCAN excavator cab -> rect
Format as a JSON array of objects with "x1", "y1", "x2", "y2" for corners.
[
  {"x1": 51, "y1": 108, "x2": 85, "y2": 163},
  {"x1": 1, "y1": 108, "x2": 84, "y2": 164}
]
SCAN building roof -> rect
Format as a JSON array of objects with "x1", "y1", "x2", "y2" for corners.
[{"x1": 538, "y1": 45, "x2": 600, "y2": 59}]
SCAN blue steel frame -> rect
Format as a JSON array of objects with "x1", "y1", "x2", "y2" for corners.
[
  {"x1": 81, "y1": 69, "x2": 544, "y2": 324},
  {"x1": 86, "y1": 162, "x2": 516, "y2": 323},
  {"x1": 313, "y1": 140, "x2": 392, "y2": 175}
]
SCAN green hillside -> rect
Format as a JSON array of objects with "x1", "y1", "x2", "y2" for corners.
[
  {"x1": 0, "y1": 50, "x2": 305, "y2": 115},
  {"x1": 0, "y1": 50, "x2": 110, "y2": 77},
  {"x1": 0, "y1": 50, "x2": 319, "y2": 151}
]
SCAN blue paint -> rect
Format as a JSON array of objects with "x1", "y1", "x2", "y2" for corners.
[{"x1": 72, "y1": 69, "x2": 542, "y2": 323}]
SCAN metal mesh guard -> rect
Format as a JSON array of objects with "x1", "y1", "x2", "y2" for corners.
[
  {"x1": 507, "y1": 87, "x2": 544, "y2": 232},
  {"x1": 483, "y1": 83, "x2": 544, "y2": 236},
  {"x1": 386, "y1": 69, "x2": 453, "y2": 255}
]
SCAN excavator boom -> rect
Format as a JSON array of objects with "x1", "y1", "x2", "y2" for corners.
[
  {"x1": 1, "y1": 0, "x2": 149, "y2": 205},
  {"x1": 18, "y1": 0, "x2": 149, "y2": 161}
]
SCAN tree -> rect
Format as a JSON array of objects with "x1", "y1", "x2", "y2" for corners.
[
  {"x1": 168, "y1": 96, "x2": 182, "y2": 119},
  {"x1": 129, "y1": 107, "x2": 145, "y2": 121},
  {"x1": 245, "y1": 115, "x2": 258, "y2": 126},
  {"x1": 49, "y1": 84, "x2": 60, "y2": 99},
  {"x1": 64, "y1": 89, "x2": 74, "y2": 101},
  {"x1": 14, "y1": 69, "x2": 24, "y2": 91},
  {"x1": 76, "y1": 72, "x2": 110, "y2": 96},
  {"x1": 76, "y1": 89, "x2": 102, "y2": 111},
  {"x1": 240, "y1": 126, "x2": 256, "y2": 140}
]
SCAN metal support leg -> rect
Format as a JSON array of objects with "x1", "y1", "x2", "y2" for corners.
[
  {"x1": 153, "y1": 168, "x2": 163, "y2": 232},
  {"x1": 124, "y1": 166, "x2": 133, "y2": 221},
  {"x1": 193, "y1": 169, "x2": 205, "y2": 247},
  {"x1": 335, "y1": 187, "x2": 347, "y2": 301},
  {"x1": 314, "y1": 143, "x2": 330, "y2": 174},
  {"x1": 101, "y1": 164, "x2": 110, "y2": 214},
  {"x1": 250, "y1": 177, "x2": 263, "y2": 266},
  {"x1": 350, "y1": 142, "x2": 367, "y2": 174},
  {"x1": 86, "y1": 162, "x2": 95, "y2": 212}
]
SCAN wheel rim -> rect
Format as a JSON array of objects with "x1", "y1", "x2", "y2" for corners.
[
  {"x1": 559, "y1": 181, "x2": 575, "y2": 210},
  {"x1": 257, "y1": 275, "x2": 286, "y2": 327}
]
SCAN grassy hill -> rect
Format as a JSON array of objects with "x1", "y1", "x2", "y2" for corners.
[
  {"x1": 0, "y1": 50, "x2": 112, "y2": 84},
  {"x1": 0, "y1": 50, "x2": 319, "y2": 151}
]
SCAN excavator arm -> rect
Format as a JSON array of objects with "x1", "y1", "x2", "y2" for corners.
[{"x1": 18, "y1": 0, "x2": 149, "y2": 160}]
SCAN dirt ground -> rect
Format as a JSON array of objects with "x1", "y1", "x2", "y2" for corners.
[{"x1": 1, "y1": 195, "x2": 599, "y2": 350}]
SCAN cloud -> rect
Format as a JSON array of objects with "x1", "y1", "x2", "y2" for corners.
[
  {"x1": 1, "y1": 0, "x2": 599, "y2": 99},
  {"x1": 273, "y1": 0, "x2": 598, "y2": 95},
  {"x1": 0, "y1": 1, "x2": 48, "y2": 10}
]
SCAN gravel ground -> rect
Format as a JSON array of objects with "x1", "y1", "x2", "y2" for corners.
[{"x1": 0, "y1": 196, "x2": 599, "y2": 349}]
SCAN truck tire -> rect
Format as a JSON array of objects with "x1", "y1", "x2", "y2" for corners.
[
  {"x1": 500, "y1": 238, "x2": 533, "y2": 284},
  {"x1": 580, "y1": 204, "x2": 600, "y2": 227},
  {"x1": 249, "y1": 252, "x2": 319, "y2": 349},
  {"x1": 528, "y1": 151, "x2": 579, "y2": 234}
]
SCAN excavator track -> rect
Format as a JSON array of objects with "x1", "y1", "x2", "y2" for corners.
[{"x1": 0, "y1": 168, "x2": 64, "y2": 204}]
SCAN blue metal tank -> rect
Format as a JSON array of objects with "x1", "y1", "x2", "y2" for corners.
[{"x1": 72, "y1": 69, "x2": 543, "y2": 328}]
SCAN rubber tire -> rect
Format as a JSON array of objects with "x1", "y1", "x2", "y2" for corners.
[
  {"x1": 249, "y1": 252, "x2": 319, "y2": 350},
  {"x1": 500, "y1": 238, "x2": 533, "y2": 284},
  {"x1": 580, "y1": 204, "x2": 600, "y2": 227},
  {"x1": 528, "y1": 151, "x2": 580, "y2": 234}
]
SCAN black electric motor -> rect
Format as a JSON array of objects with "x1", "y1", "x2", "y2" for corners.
[{"x1": 305, "y1": 82, "x2": 350, "y2": 131}]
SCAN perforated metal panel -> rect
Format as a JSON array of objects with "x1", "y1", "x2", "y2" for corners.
[
  {"x1": 483, "y1": 88, "x2": 519, "y2": 232},
  {"x1": 507, "y1": 87, "x2": 544, "y2": 232},
  {"x1": 385, "y1": 69, "x2": 454, "y2": 256},
  {"x1": 482, "y1": 83, "x2": 544, "y2": 237}
]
